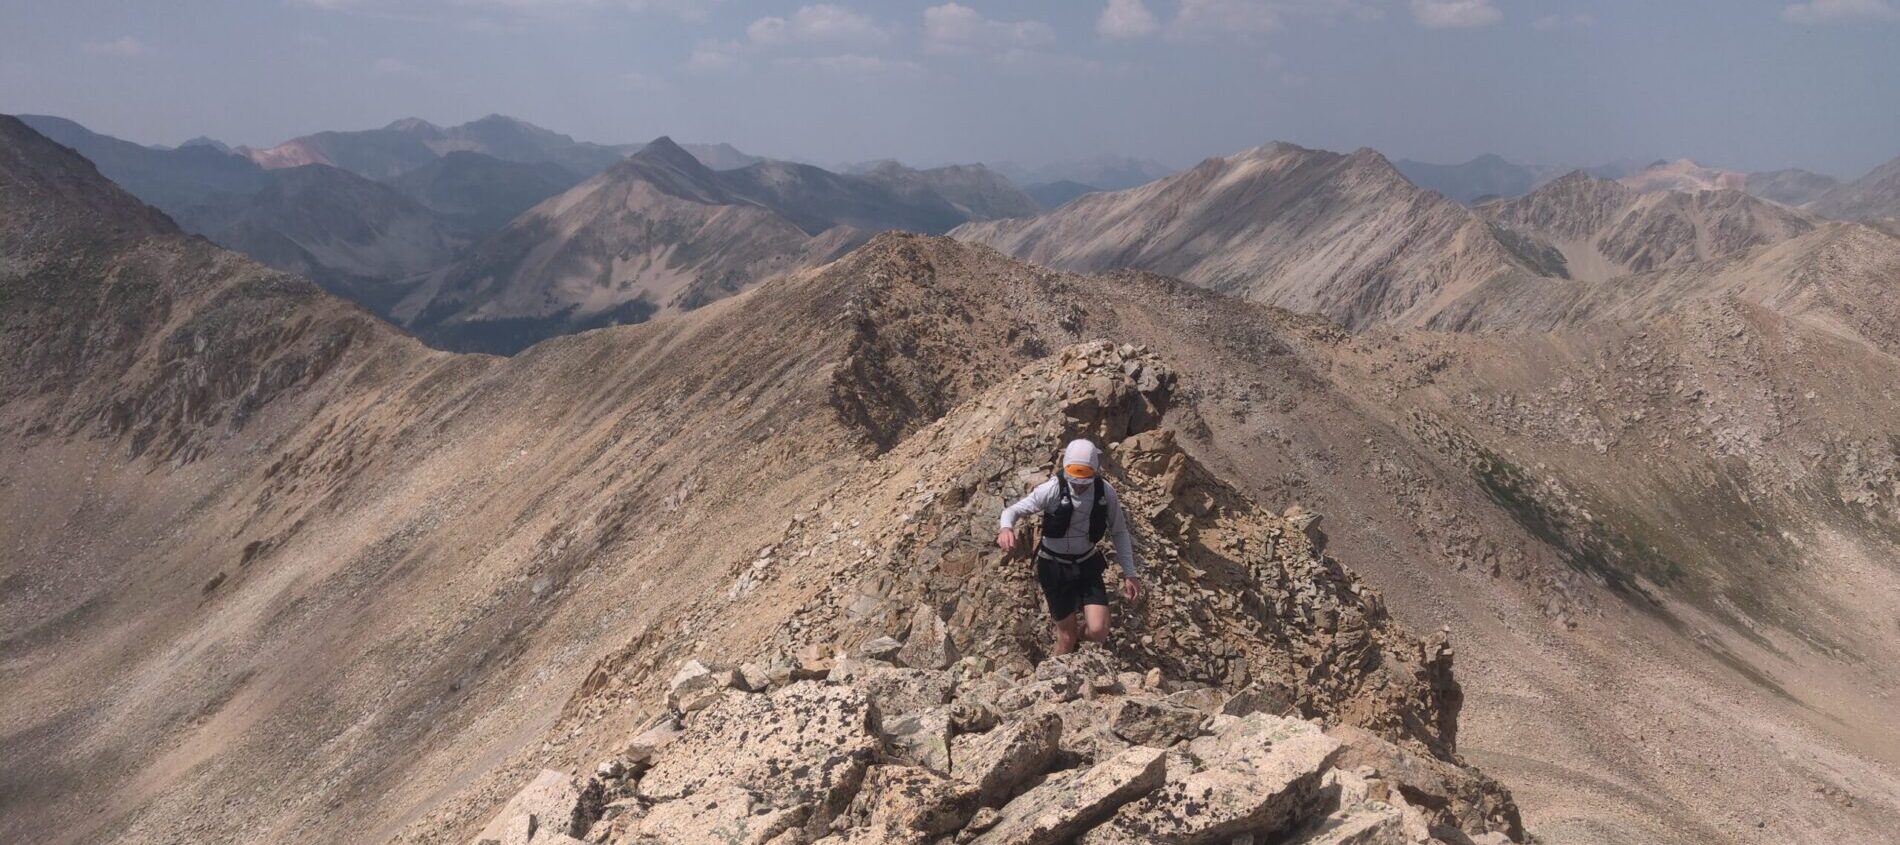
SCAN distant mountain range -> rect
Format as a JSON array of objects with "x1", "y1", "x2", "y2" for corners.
[
  {"x1": 989, "y1": 154, "x2": 1176, "y2": 192},
  {"x1": 956, "y1": 140, "x2": 1855, "y2": 335},
  {"x1": 399, "y1": 138, "x2": 1040, "y2": 353}
]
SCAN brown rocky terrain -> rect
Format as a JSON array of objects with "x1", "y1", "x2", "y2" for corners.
[
  {"x1": 1813, "y1": 154, "x2": 1900, "y2": 234},
  {"x1": 400, "y1": 140, "x2": 1044, "y2": 354},
  {"x1": 1615, "y1": 159, "x2": 1746, "y2": 194},
  {"x1": 1744, "y1": 168, "x2": 1840, "y2": 207},
  {"x1": 174, "y1": 162, "x2": 465, "y2": 317},
  {"x1": 5, "y1": 114, "x2": 1900, "y2": 845},
  {"x1": 950, "y1": 142, "x2": 1545, "y2": 330},
  {"x1": 1477, "y1": 171, "x2": 1819, "y2": 282},
  {"x1": 457, "y1": 644, "x2": 1517, "y2": 845}
]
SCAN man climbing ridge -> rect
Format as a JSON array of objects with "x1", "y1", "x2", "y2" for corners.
[{"x1": 997, "y1": 438, "x2": 1143, "y2": 655}]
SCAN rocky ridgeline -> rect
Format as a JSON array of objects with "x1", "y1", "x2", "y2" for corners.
[
  {"x1": 469, "y1": 645, "x2": 1519, "y2": 845},
  {"x1": 479, "y1": 343, "x2": 1520, "y2": 845}
]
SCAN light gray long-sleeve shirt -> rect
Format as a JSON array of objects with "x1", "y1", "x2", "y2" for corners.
[{"x1": 1000, "y1": 478, "x2": 1141, "y2": 577}]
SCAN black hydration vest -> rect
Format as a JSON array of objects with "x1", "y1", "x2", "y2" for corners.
[{"x1": 1042, "y1": 475, "x2": 1110, "y2": 547}]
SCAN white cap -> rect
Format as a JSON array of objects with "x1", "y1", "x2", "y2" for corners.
[{"x1": 1062, "y1": 438, "x2": 1101, "y2": 470}]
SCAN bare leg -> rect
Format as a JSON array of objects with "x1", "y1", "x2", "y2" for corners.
[
  {"x1": 1052, "y1": 613, "x2": 1081, "y2": 655},
  {"x1": 1082, "y1": 604, "x2": 1110, "y2": 644}
]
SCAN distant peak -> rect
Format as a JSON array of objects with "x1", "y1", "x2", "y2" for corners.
[
  {"x1": 385, "y1": 117, "x2": 441, "y2": 133},
  {"x1": 631, "y1": 135, "x2": 707, "y2": 171},
  {"x1": 179, "y1": 136, "x2": 232, "y2": 153}
]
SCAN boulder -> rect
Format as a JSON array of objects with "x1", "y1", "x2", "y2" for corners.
[
  {"x1": 950, "y1": 710, "x2": 1062, "y2": 806},
  {"x1": 639, "y1": 681, "x2": 878, "y2": 837},
  {"x1": 861, "y1": 636, "x2": 904, "y2": 662},
  {"x1": 1221, "y1": 679, "x2": 1297, "y2": 718},
  {"x1": 1326, "y1": 725, "x2": 1523, "y2": 841},
  {"x1": 898, "y1": 606, "x2": 960, "y2": 670},
  {"x1": 469, "y1": 769, "x2": 585, "y2": 845},
  {"x1": 1082, "y1": 715, "x2": 1340, "y2": 843},
  {"x1": 667, "y1": 660, "x2": 737, "y2": 713},
  {"x1": 839, "y1": 764, "x2": 981, "y2": 840},
  {"x1": 633, "y1": 786, "x2": 808, "y2": 845},
  {"x1": 737, "y1": 662, "x2": 774, "y2": 693},
  {"x1": 882, "y1": 707, "x2": 954, "y2": 773},
  {"x1": 1290, "y1": 801, "x2": 1406, "y2": 845},
  {"x1": 1110, "y1": 697, "x2": 1207, "y2": 746},
  {"x1": 856, "y1": 666, "x2": 957, "y2": 719},
  {"x1": 621, "y1": 717, "x2": 682, "y2": 766},
  {"x1": 968, "y1": 746, "x2": 1167, "y2": 845}
]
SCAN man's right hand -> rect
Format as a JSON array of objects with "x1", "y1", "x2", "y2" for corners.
[{"x1": 996, "y1": 527, "x2": 1016, "y2": 552}]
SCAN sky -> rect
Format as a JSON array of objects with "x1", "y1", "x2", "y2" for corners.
[{"x1": 3, "y1": 0, "x2": 1898, "y2": 176}]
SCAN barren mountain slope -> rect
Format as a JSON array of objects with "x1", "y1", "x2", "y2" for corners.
[
  {"x1": 1744, "y1": 167, "x2": 1840, "y2": 207},
  {"x1": 400, "y1": 140, "x2": 1038, "y2": 355},
  {"x1": 952, "y1": 141, "x2": 1548, "y2": 330},
  {"x1": 856, "y1": 160, "x2": 1040, "y2": 220},
  {"x1": 5, "y1": 116, "x2": 1898, "y2": 845},
  {"x1": 16, "y1": 113, "x2": 270, "y2": 217},
  {"x1": 1479, "y1": 171, "x2": 1819, "y2": 283},
  {"x1": 1813, "y1": 154, "x2": 1900, "y2": 234},
  {"x1": 1395, "y1": 154, "x2": 1560, "y2": 204},
  {"x1": 395, "y1": 137, "x2": 866, "y2": 354},
  {"x1": 1426, "y1": 221, "x2": 1900, "y2": 354},
  {"x1": 174, "y1": 163, "x2": 463, "y2": 316},
  {"x1": 386, "y1": 151, "x2": 584, "y2": 237},
  {"x1": 1619, "y1": 158, "x2": 1746, "y2": 193}
]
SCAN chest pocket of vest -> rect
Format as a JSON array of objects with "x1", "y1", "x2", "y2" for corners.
[{"x1": 1041, "y1": 476, "x2": 1109, "y2": 545}]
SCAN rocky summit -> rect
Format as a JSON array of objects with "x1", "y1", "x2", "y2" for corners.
[{"x1": 472, "y1": 646, "x2": 1517, "y2": 845}]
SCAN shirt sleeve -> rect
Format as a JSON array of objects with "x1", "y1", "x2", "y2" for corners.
[
  {"x1": 1106, "y1": 484, "x2": 1141, "y2": 578},
  {"x1": 1000, "y1": 479, "x2": 1059, "y2": 529}
]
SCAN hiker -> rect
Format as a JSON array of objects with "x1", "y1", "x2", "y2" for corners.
[{"x1": 996, "y1": 438, "x2": 1143, "y2": 655}]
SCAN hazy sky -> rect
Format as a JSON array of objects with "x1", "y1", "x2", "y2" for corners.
[{"x1": 4, "y1": 0, "x2": 1898, "y2": 176}]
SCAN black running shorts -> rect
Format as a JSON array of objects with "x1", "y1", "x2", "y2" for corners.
[{"x1": 1036, "y1": 549, "x2": 1109, "y2": 620}]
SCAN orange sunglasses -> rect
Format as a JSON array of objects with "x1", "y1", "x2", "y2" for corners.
[{"x1": 1063, "y1": 463, "x2": 1096, "y2": 479}]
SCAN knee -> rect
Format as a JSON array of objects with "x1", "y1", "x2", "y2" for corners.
[{"x1": 1084, "y1": 619, "x2": 1109, "y2": 642}]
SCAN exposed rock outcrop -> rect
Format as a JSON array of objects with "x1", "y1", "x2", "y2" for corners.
[{"x1": 475, "y1": 649, "x2": 1517, "y2": 845}]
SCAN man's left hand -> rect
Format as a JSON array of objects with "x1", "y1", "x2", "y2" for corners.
[{"x1": 1121, "y1": 577, "x2": 1143, "y2": 603}]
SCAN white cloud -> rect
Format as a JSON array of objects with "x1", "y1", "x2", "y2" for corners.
[
  {"x1": 1410, "y1": 0, "x2": 1501, "y2": 28},
  {"x1": 1165, "y1": 0, "x2": 1380, "y2": 38},
  {"x1": 1532, "y1": 12, "x2": 1595, "y2": 30},
  {"x1": 685, "y1": 41, "x2": 747, "y2": 73},
  {"x1": 1781, "y1": 0, "x2": 1900, "y2": 23},
  {"x1": 748, "y1": 4, "x2": 889, "y2": 45},
  {"x1": 82, "y1": 36, "x2": 153, "y2": 57},
  {"x1": 1097, "y1": 0, "x2": 1159, "y2": 38},
  {"x1": 922, "y1": 3, "x2": 1055, "y2": 53}
]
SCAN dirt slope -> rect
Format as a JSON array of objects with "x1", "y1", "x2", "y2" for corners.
[{"x1": 951, "y1": 141, "x2": 1544, "y2": 330}]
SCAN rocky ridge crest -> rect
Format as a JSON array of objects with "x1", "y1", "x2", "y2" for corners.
[{"x1": 466, "y1": 342, "x2": 1519, "y2": 845}]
